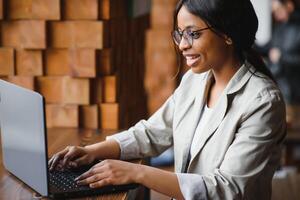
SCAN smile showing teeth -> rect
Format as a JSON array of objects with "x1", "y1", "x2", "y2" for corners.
[
  {"x1": 184, "y1": 54, "x2": 200, "y2": 67},
  {"x1": 186, "y1": 55, "x2": 198, "y2": 59}
]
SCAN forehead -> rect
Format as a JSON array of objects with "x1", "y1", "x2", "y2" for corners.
[{"x1": 177, "y1": 5, "x2": 207, "y2": 30}]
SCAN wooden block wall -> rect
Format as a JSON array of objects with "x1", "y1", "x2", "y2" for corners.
[
  {"x1": 62, "y1": 0, "x2": 98, "y2": 20},
  {"x1": 0, "y1": 0, "x2": 3, "y2": 20},
  {"x1": 2, "y1": 20, "x2": 46, "y2": 49},
  {"x1": 145, "y1": 0, "x2": 178, "y2": 114},
  {"x1": 0, "y1": 0, "x2": 149, "y2": 131},
  {"x1": 0, "y1": 48, "x2": 14, "y2": 75},
  {"x1": 7, "y1": 0, "x2": 60, "y2": 20}
]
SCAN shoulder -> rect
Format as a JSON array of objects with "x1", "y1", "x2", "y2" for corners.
[
  {"x1": 178, "y1": 69, "x2": 208, "y2": 89},
  {"x1": 174, "y1": 69, "x2": 209, "y2": 103},
  {"x1": 245, "y1": 71, "x2": 283, "y2": 103},
  {"x1": 237, "y1": 70, "x2": 286, "y2": 125}
]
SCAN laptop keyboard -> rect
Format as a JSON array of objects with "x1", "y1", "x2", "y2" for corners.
[{"x1": 49, "y1": 169, "x2": 88, "y2": 191}]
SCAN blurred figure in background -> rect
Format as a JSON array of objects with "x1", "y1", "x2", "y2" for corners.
[{"x1": 260, "y1": 0, "x2": 300, "y2": 127}]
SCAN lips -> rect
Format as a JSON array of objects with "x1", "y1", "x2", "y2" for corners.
[{"x1": 184, "y1": 54, "x2": 201, "y2": 67}]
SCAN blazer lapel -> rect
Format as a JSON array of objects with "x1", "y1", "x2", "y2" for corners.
[
  {"x1": 187, "y1": 62, "x2": 254, "y2": 170},
  {"x1": 188, "y1": 91, "x2": 228, "y2": 168},
  {"x1": 179, "y1": 73, "x2": 212, "y2": 173}
]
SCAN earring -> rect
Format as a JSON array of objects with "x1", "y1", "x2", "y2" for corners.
[{"x1": 226, "y1": 38, "x2": 233, "y2": 45}]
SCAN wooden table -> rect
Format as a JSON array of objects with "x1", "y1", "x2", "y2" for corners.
[{"x1": 0, "y1": 128, "x2": 140, "y2": 200}]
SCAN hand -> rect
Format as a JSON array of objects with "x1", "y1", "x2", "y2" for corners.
[
  {"x1": 75, "y1": 159, "x2": 141, "y2": 188},
  {"x1": 269, "y1": 48, "x2": 281, "y2": 63},
  {"x1": 48, "y1": 146, "x2": 95, "y2": 171}
]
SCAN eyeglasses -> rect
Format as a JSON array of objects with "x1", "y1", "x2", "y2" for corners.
[{"x1": 172, "y1": 27, "x2": 210, "y2": 46}]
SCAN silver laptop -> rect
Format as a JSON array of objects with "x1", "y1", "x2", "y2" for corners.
[{"x1": 0, "y1": 80, "x2": 138, "y2": 199}]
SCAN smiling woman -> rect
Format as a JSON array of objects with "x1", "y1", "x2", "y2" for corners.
[{"x1": 48, "y1": 0, "x2": 287, "y2": 199}]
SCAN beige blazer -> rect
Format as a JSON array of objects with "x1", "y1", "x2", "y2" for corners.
[{"x1": 111, "y1": 61, "x2": 286, "y2": 199}]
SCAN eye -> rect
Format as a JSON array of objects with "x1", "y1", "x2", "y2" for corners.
[{"x1": 189, "y1": 31, "x2": 201, "y2": 39}]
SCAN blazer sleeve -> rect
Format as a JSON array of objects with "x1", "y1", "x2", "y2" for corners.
[
  {"x1": 107, "y1": 94, "x2": 175, "y2": 160},
  {"x1": 176, "y1": 91, "x2": 286, "y2": 200},
  {"x1": 107, "y1": 70, "x2": 196, "y2": 160}
]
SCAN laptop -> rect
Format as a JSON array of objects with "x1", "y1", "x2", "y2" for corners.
[{"x1": 0, "y1": 80, "x2": 138, "y2": 199}]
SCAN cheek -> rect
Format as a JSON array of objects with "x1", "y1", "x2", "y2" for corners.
[{"x1": 196, "y1": 38, "x2": 229, "y2": 66}]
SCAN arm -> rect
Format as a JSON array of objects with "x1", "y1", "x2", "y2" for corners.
[
  {"x1": 137, "y1": 165, "x2": 184, "y2": 200},
  {"x1": 84, "y1": 139, "x2": 121, "y2": 160},
  {"x1": 49, "y1": 88, "x2": 177, "y2": 170},
  {"x1": 107, "y1": 94, "x2": 176, "y2": 160},
  {"x1": 76, "y1": 159, "x2": 185, "y2": 200}
]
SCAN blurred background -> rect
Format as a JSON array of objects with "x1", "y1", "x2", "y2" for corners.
[{"x1": 0, "y1": 0, "x2": 300, "y2": 199}]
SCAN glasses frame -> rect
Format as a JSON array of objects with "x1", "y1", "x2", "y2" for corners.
[{"x1": 172, "y1": 27, "x2": 211, "y2": 46}]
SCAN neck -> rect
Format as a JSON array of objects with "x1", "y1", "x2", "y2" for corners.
[{"x1": 211, "y1": 56, "x2": 242, "y2": 90}]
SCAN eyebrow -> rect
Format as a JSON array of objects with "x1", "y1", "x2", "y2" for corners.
[{"x1": 178, "y1": 25, "x2": 205, "y2": 31}]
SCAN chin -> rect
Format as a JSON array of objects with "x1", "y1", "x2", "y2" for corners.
[{"x1": 190, "y1": 65, "x2": 209, "y2": 74}]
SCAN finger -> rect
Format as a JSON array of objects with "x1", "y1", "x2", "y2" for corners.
[
  {"x1": 89, "y1": 179, "x2": 111, "y2": 188},
  {"x1": 77, "y1": 172, "x2": 108, "y2": 186},
  {"x1": 49, "y1": 148, "x2": 69, "y2": 170},
  {"x1": 92, "y1": 160, "x2": 104, "y2": 168},
  {"x1": 48, "y1": 156, "x2": 54, "y2": 167},
  {"x1": 72, "y1": 155, "x2": 89, "y2": 168},
  {"x1": 75, "y1": 169, "x2": 93, "y2": 181},
  {"x1": 62, "y1": 147, "x2": 80, "y2": 167},
  {"x1": 75, "y1": 165, "x2": 105, "y2": 181}
]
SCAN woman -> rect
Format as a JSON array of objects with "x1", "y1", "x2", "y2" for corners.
[{"x1": 49, "y1": 0, "x2": 286, "y2": 199}]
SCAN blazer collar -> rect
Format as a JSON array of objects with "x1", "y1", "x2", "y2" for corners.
[
  {"x1": 183, "y1": 61, "x2": 254, "y2": 172},
  {"x1": 224, "y1": 60, "x2": 254, "y2": 95}
]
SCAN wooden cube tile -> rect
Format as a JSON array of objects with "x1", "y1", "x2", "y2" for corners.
[
  {"x1": 0, "y1": 0, "x2": 3, "y2": 19},
  {"x1": 63, "y1": 0, "x2": 98, "y2": 20},
  {"x1": 37, "y1": 76, "x2": 90, "y2": 105},
  {"x1": 99, "y1": 0, "x2": 126, "y2": 19},
  {"x1": 0, "y1": 48, "x2": 15, "y2": 76},
  {"x1": 7, "y1": 0, "x2": 60, "y2": 20},
  {"x1": 16, "y1": 50, "x2": 43, "y2": 76},
  {"x1": 7, "y1": 76, "x2": 35, "y2": 90},
  {"x1": 146, "y1": 30, "x2": 174, "y2": 51},
  {"x1": 151, "y1": 2, "x2": 174, "y2": 29},
  {"x1": 37, "y1": 77, "x2": 63, "y2": 103},
  {"x1": 102, "y1": 75, "x2": 117, "y2": 103},
  {"x1": 63, "y1": 77, "x2": 90, "y2": 105},
  {"x1": 45, "y1": 49, "x2": 96, "y2": 78},
  {"x1": 50, "y1": 21, "x2": 104, "y2": 49},
  {"x1": 99, "y1": 0, "x2": 111, "y2": 19},
  {"x1": 90, "y1": 78, "x2": 102, "y2": 104},
  {"x1": 45, "y1": 49, "x2": 69, "y2": 76},
  {"x1": 79, "y1": 105, "x2": 99, "y2": 129},
  {"x1": 100, "y1": 103, "x2": 119, "y2": 130},
  {"x1": 2, "y1": 20, "x2": 46, "y2": 49},
  {"x1": 97, "y1": 49, "x2": 114, "y2": 75},
  {"x1": 46, "y1": 104, "x2": 78, "y2": 128}
]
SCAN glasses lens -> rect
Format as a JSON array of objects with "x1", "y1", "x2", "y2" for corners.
[
  {"x1": 185, "y1": 29, "x2": 194, "y2": 46},
  {"x1": 172, "y1": 30, "x2": 182, "y2": 45}
]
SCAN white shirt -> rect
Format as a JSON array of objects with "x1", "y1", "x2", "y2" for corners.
[{"x1": 190, "y1": 104, "x2": 213, "y2": 158}]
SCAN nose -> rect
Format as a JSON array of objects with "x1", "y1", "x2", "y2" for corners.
[{"x1": 178, "y1": 37, "x2": 191, "y2": 51}]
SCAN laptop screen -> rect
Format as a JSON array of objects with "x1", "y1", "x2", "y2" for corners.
[{"x1": 0, "y1": 80, "x2": 49, "y2": 196}]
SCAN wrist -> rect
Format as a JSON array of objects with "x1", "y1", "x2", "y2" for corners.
[
  {"x1": 134, "y1": 164, "x2": 147, "y2": 184},
  {"x1": 84, "y1": 145, "x2": 98, "y2": 160}
]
